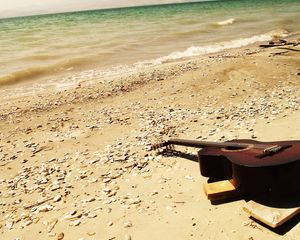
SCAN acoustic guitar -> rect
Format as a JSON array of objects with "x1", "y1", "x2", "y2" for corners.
[{"x1": 153, "y1": 138, "x2": 300, "y2": 199}]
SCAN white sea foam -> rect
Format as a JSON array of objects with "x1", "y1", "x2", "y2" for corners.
[
  {"x1": 52, "y1": 29, "x2": 290, "y2": 91},
  {"x1": 216, "y1": 18, "x2": 235, "y2": 26},
  {"x1": 151, "y1": 29, "x2": 288, "y2": 64}
]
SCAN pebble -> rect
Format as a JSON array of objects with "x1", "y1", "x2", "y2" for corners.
[
  {"x1": 87, "y1": 232, "x2": 96, "y2": 236},
  {"x1": 164, "y1": 194, "x2": 173, "y2": 199},
  {"x1": 129, "y1": 198, "x2": 141, "y2": 204},
  {"x1": 185, "y1": 175, "x2": 194, "y2": 180},
  {"x1": 123, "y1": 221, "x2": 133, "y2": 228},
  {"x1": 6, "y1": 221, "x2": 14, "y2": 230},
  {"x1": 22, "y1": 220, "x2": 32, "y2": 227},
  {"x1": 37, "y1": 205, "x2": 53, "y2": 213},
  {"x1": 124, "y1": 234, "x2": 132, "y2": 240},
  {"x1": 53, "y1": 194, "x2": 62, "y2": 202},
  {"x1": 87, "y1": 212, "x2": 97, "y2": 218},
  {"x1": 57, "y1": 232, "x2": 64, "y2": 240},
  {"x1": 73, "y1": 220, "x2": 81, "y2": 226},
  {"x1": 107, "y1": 221, "x2": 114, "y2": 226}
]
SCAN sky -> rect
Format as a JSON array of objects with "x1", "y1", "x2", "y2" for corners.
[{"x1": 0, "y1": 0, "x2": 192, "y2": 18}]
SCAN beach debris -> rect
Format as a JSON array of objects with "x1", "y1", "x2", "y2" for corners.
[
  {"x1": 73, "y1": 220, "x2": 81, "y2": 226},
  {"x1": 107, "y1": 220, "x2": 114, "y2": 227},
  {"x1": 87, "y1": 232, "x2": 96, "y2": 236},
  {"x1": 57, "y1": 232, "x2": 65, "y2": 240},
  {"x1": 124, "y1": 234, "x2": 132, "y2": 240},
  {"x1": 259, "y1": 38, "x2": 298, "y2": 48},
  {"x1": 123, "y1": 221, "x2": 133, "y2": 228},
  {"x1": 47, "y1": 219, "x2": 58, "y2": 233}
]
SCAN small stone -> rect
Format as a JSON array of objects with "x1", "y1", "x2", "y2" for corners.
[
  {"x1": 185, "y1": 175, "x2": 194, "y2": 180},
  {"x1": 87, "y1": 212, "x2": 97, "y2": 218},
  {"x1": 150, "y1": 191, "x2": 158, "y2": 196},
  {"x1": 103, "y1": 178, "x2": 111, "y2": 183},
  {"x1": 164, "y1": 194, "x2": 172, "y2": 199},
  {"x1": 37, "y1": 205, "x2": 53, "y2": 212},
  {"x1": 129, "y1": 198, "x2": 141, "y2": 205},
  {"x1": 53, "y1": 195, "x2": 62, "y2": 202},
  {"x1": 123, "y1": 221, "x2": 133, "y2": 228},
  {"x1": 102, "y1": 187, "x2": 112, "y2": 193},
  {"x1": 57, "y1": 232, "x2": 64, "y2": 240},
  {"x1": 22, "y1": 219, "x2": 33, "y2": 227},
  {"x1": 87, "y1": 232, "x2": 96, "y2": 236},
  {"x1": 69, "y1": 210, "x2": 77, "y2": 215},
  {"x1": 73, "y1": 220, "x2": 81, "y2": 226},
  {"x1": 48, "y1": 157, "x2": 56, "y2": 163},
  {"x1": 166, "y1": 206, "x2": 173, "y2": 211},
  {"x1": 50, "y1": 184, "x2": 61, "y2": 191},
  {"x1": 124, "y1": 234, "x2": 132, "y2": 240},
  {"x1": 6, "y1": 221, "x2": 14, "y2": 229},
  {"x1": 107, "y1": 221, "x2": 113, "y2": 226}
]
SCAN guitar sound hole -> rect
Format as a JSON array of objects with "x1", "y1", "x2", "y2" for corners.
[{"x1": 224, "y1": 146, "x2": 247, "y2": 151}]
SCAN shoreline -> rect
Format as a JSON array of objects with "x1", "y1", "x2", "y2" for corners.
[
  {"x1": 0, "y1": 37, "x2": 287, "y2": 119},
  {"x1": 0, "y1": 28, "x2": 293, "y2": 98},
  {"x1": 0, "y1": 38, "x2": 300, "y2": 239}
]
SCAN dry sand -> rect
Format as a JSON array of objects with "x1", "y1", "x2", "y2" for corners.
[{"x1": 0, "y1": 39, "x2": 300, "y2": 240}]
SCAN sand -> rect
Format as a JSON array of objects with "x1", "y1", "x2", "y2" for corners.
[{"x1": 0, "y1": 39, "x2": 300, "y2": 240}]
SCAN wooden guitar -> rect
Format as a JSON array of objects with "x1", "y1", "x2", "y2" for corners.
[{"x1": 153, "y1": 138, "x2": 300, "y2": 199}]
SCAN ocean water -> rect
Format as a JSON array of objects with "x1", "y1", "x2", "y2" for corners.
[{"x1": 0, "y1": 0, "x2": 299, "y2": 90}]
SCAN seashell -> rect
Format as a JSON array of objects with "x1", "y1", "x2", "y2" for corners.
[
  {"x1": 87, "y1": 212, "x2": 97, "y2": 218},
  {"x1": 102, "y1": 178, "x2": 111, "y2": 183},
  {"x1": 37, "y1": 205, "x2": 53, "y2": 212},
  {"x1": 53, "y1": 194, "x2": 62, "y2": 202},
  {"x1": 69, "y1": 210, "x2": 77, "y2": 215},
  {"x1": 107, "y1": 221, "x2": 113, "y2": 226},
  {"x1": 73, "y1": 220, "x2": 81, "y2": 226},
  {"x1": 87, "y1": 232, "x2": 96, "y2": 236},
  {"x1": 123, "y1": 221, "x2": 133, "y2": 228},
  {"x1": 164, "y1": 194, "x2": 172, "y2": 199},
  {"x1": 124, "y1": 234, "x2": 132, "y2": 240},
  {"x1": 48, "y1": 157, "x2": 56, "y2": 163},
  {"x1": 185, "y1": 175, "x2": 194, "y2": 180},
  {"x1": 6, "y1": 221, "x2": 14, "y2": 229},
  {"x1": 50, "y1": 184, "x2": 60, "y2": 191},
  {"x1": 84, "y1": 197, "x2": 95, "y2": 203},
  {"x1": 129, "y1": 198, "x2": 141, "y2": 205},
  {"x1": 33, "y1": 217, "x2": 40, "y2": 224},
  {"x1": 102, "y1": 187, "x2": 111, "y2": 193}
]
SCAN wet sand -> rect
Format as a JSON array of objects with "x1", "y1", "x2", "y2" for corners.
[{"x1": 0, "y1": 39, "x2": 300, "y2": 240}]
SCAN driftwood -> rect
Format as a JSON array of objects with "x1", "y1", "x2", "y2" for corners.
[{"x1": 259, "y1": 37, "x2": 300, "y2": 48}]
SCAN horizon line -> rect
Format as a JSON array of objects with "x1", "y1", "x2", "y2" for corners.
[{"x1": 0, "y1": 0, "x2": 219, "y2": 21}]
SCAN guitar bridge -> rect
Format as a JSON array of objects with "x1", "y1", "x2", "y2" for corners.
[{"x1": 256, "y1": 144, "x2": 292, "y2": 158}]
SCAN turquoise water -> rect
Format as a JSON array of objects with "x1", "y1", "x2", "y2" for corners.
[{"x1": 0, "y1": 0, "x2": 299, "y2": 87}]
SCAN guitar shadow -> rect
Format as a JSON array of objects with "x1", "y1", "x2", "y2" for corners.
[
  {"x1": 158, "y1": 149, "x2": 198, "y2": 163},
  {"x1": 157, "y1": 149, "x2": 300, "y2": 233}
]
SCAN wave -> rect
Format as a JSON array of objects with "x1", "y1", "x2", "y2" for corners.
[
  {"x1": 0, "y1": 57, "x2": 90, "y2": 86},
  {"x1": 0, "y1": 29, "x2": 289, "y2": 89},
  {"x1": 55, "y1": 29, "x2": 290, "y2": 90},
  {"x1": 215, "y1": 18, "x2": 235, "y2": 26},
  {"x1": 151, "y1": 29, "x2": 289, "y2": 64}
]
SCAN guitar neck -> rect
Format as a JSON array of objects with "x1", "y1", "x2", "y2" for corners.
[{"x1": 167, "y1": 138, "x2": 249, "y2": 149}]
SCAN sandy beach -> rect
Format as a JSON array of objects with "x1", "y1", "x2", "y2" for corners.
[{"x1": 1, "y1": 38, "x2": 300, "y2": 240}]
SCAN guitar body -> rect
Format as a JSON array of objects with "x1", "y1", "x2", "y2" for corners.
[{"x1": 198, "y1": 140, "x2": 300, "y2": 195}]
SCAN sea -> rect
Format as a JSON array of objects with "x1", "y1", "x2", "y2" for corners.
[{"x1": 0, "y1": 0, "x2": 299, "y2": 94}]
